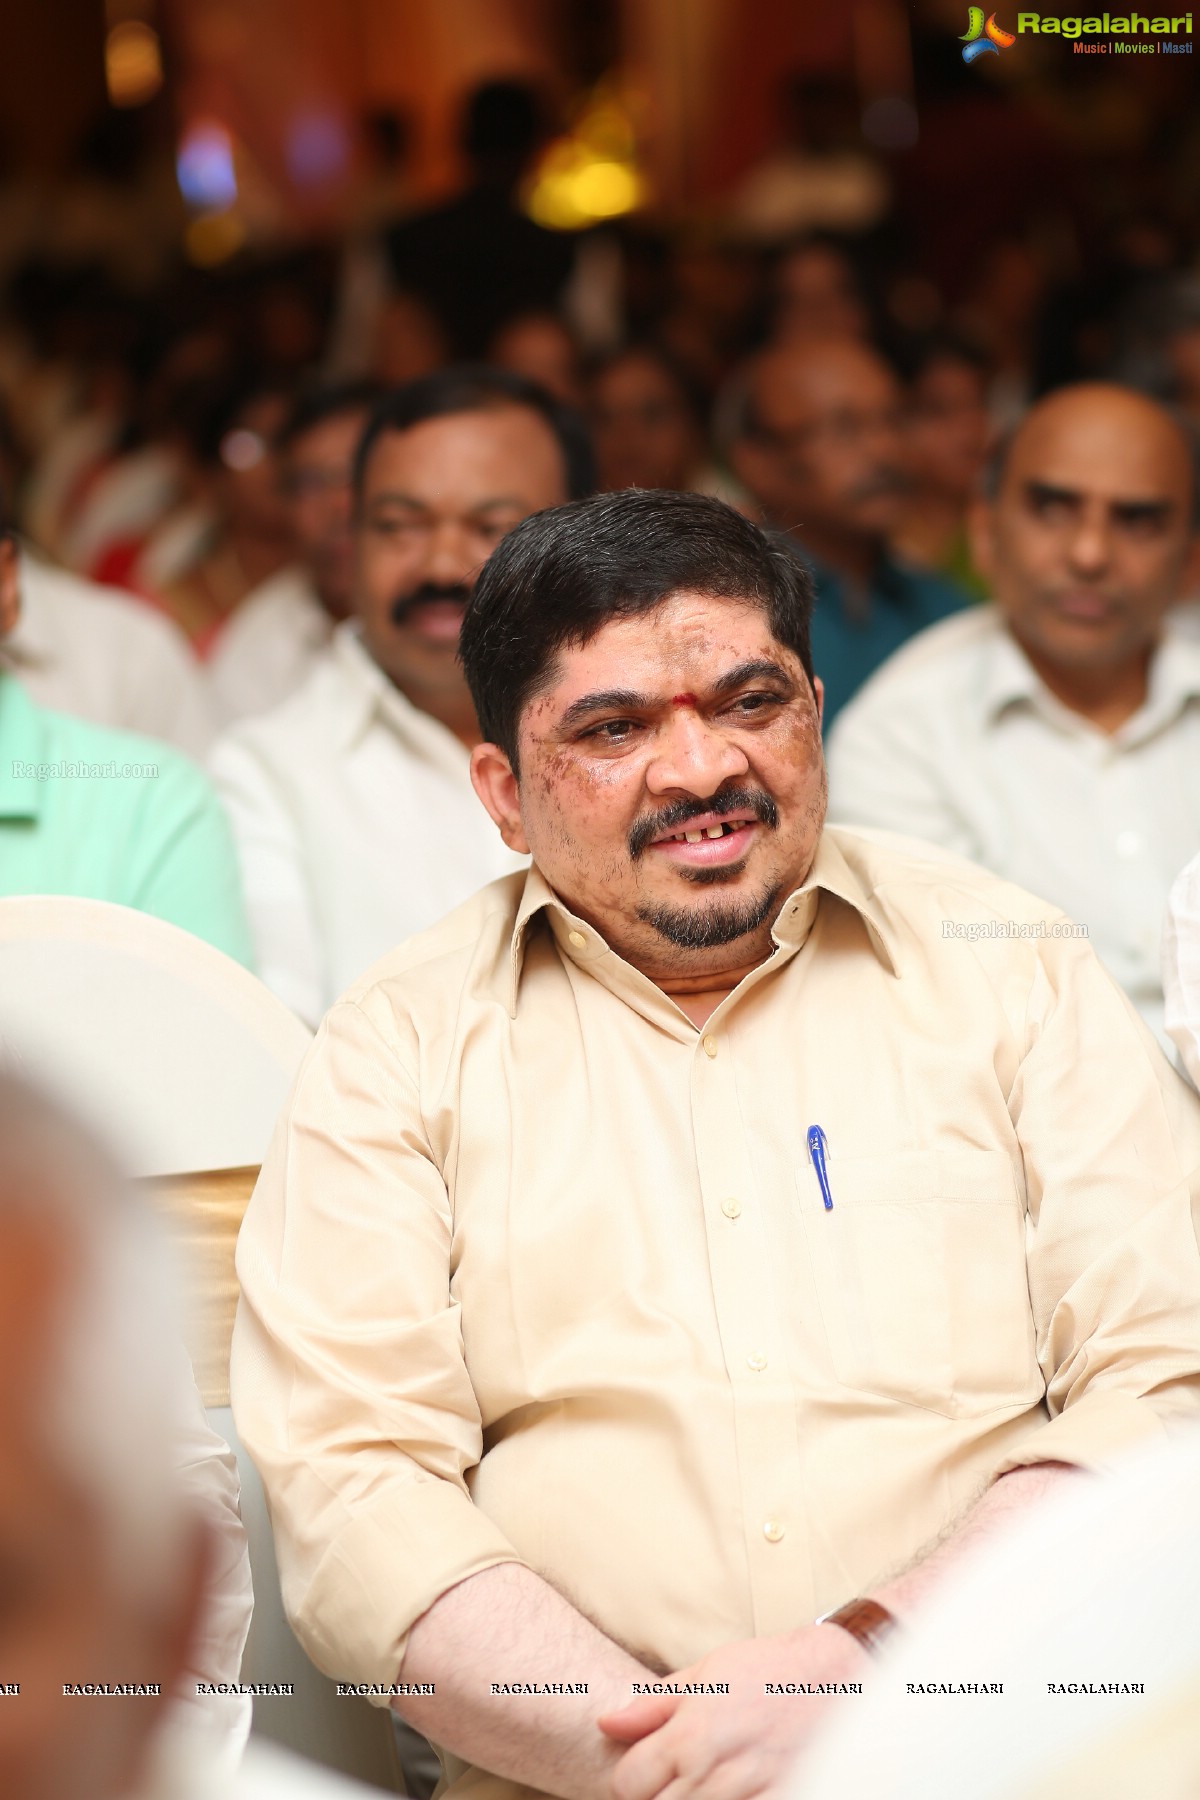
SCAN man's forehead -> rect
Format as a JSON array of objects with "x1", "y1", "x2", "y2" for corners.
[
  {"x1": 1005, "y1": 400, "x2": 1191, "y2": 501},
  {"x1": 757, "y1": 351, "x2": 895, "y2": 423},
  {"x1": 365, "y1": 406, "x2": 562, "y2": 494},
  {"x1": 542, "y1": 594, "x2": 801, "y2": 704}
]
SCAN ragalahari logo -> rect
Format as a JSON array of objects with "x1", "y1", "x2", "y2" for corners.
[{"x1": 961, "y1": 7, "x2": 1017, "y2": 58}]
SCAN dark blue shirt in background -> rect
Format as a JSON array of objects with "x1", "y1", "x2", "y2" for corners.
[{"x1": 803, "y1": 552, "x2": 972, "y2": 728}]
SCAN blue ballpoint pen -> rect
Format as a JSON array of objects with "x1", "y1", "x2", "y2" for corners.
[{"x1": 807, "y1": 1125, "x2": 834, "y2": 1210}]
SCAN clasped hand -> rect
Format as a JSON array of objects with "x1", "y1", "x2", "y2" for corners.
[{"x1": 598, "y1": 1626, "x2": 869, "y2": 1800}]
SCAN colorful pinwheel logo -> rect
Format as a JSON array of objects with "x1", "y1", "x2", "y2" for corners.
[{"x1": 960, "y1": 8, "x2": 1016, "y2": 60}]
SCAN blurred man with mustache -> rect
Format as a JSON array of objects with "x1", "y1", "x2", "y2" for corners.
[
  {"x1": 828, "y1": 383, "x2": 1200, "y2": 1043},
  {"x1": 210, "y1": 368, "x2": 592, "y2": 1023},
  {"x1": 731, "y1": 339, "x2": 970, "y2": 723}
]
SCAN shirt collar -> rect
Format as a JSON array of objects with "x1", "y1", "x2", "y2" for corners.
[
  {"x1": 505, "y1": 828, "x2": 898, "y2": 1018},
  {"x1": 0, "y1": 671, "x2": 47, "y2": 822},
  {"x1": 980, "y1": 604, "x2": 1200, "y2": 737},
  {"x1": 327, "y1": 621, "x2": 473, "y2": 772}
]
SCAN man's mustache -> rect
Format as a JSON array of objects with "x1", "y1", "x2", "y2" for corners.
[
  {"x1": 849, "y1": 467, "x2": 907, "y2": 503},
  {"x1": 628, "y1": 787, "x2": 780, "y2": 860},
  {"x1": 389, "y1": 583, "x2": 472, "y2": 627}
]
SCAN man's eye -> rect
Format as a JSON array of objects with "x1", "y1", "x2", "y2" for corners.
[
  {"x1": 585, "y1": 719, "x2": 638, "y2": 743},
  {"x1": 728, "y1": 692, "x2": 778, "y2": 716},
  {"x1": 1030, "y1": 494, "x2": 1073, "y2": 520}
]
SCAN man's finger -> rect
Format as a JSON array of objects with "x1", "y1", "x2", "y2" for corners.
[
  {"x1": 598, "y1": 1693, "x2": 680, "y2": 1742},
  {"x1": 608, "y1": 1726, "x2": 682, "y2": 1800}
]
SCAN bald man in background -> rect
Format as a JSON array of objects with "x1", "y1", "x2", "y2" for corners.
[
  {"x1": 731, "y1": 338, "x2": 970, "y2": 722},
  {"x1": 827, "y1": 382, "x2": 1200, "y2": 1042}
]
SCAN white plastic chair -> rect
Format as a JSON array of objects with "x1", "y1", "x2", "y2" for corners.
[{"x1": 0, "y1": 897, "x2": 405, "y2": 1792}]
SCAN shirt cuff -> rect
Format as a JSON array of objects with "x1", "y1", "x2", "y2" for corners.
[
  {"x1": 993, "y1": 1389, "x2": 1172, "y2": 1479},
  {"x1": 289, "y1": 1478, "x2": 526, "y2": 1692}
]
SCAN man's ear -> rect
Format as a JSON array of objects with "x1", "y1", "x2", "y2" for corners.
[
  {"x1": 0, "y1": 537, "x2": 20, "y2": 641},
  {"x1": 812, "y1": 673, "x2": 824, "y2": 731},
  {"x1": 966, "y1": 498, "x2": 996, "y2": 588},
  {"x1": 470, "y1": 742, "x2": 530, "y2": 854}
]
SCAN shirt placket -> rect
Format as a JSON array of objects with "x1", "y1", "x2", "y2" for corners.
[{"x1": 688, "y1": 999, "x2": 814, "y2": 1636}]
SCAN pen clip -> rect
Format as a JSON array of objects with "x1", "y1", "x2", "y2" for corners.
[{"x1": 807, "y1": 1125, "x2": 834, "y2": 1211}]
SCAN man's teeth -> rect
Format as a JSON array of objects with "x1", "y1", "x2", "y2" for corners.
[{"x1": 670, "y1": 822, "x2": 742, "y2": 843}]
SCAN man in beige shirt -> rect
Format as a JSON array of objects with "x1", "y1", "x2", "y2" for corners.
[{"x1": 233, "y1": 491, "x2": 1200, "y2": 1800}]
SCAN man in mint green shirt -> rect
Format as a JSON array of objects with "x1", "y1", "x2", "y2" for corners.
[
  {"x1": 0, "y1": 561, "x2": 254, "y2": 969},
  {"x1": 0, "y1": 666, "x2": 253, "y2": 964}
]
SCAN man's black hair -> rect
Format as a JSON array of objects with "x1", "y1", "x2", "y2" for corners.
[
  {"x1": 352, "y1": 364, "x2": 596, "y2": 503},
  {"x1": 461, "y1": 80, "x2": 545, "y2": 172},
  {"x1": 278, "y1": 377, "x2": 382, "y2": 454},
  {"x1": 459, "y1": 488, "x2": 816, "y2": 771}
]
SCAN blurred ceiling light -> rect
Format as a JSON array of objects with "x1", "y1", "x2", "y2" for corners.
[
  {"x1": 184, "y1": 209, "x2": 246, "y2": 267},
  {"x1": 177, "y1": 121, "x2": 239, "y2": 211},
  {"x1": 526, "y1": 89, "x2": 646, "y2": 232},
  {"x1": 105, "y1": 19, "x2": 163, "y2": 108}
]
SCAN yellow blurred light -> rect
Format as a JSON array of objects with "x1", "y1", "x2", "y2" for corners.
[
  {"x1": 525, "y1": 82, "x2": 646, "y2": 232},
  {"x1": 105, "y1": 20, "x2": 163, "y2": 108},
  {"x1": 184, "y1": 209, "x2": 246, "y2": 267}
]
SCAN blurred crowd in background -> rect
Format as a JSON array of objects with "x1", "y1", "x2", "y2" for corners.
[{"x1": 2, "y1": 11, "x2": 1200, "y2": 652}]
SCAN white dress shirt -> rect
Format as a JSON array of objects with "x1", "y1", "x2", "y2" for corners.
[
  {"x1": 4, "y1": 548, "x2": 216, "y2": 758},
  {"x1": 207, "y1": 567, "x2": 334, "y2": 726},
  {"x1": 1164, "y1": 849, "x2": 1200, "y2": 1091},
  {"x1": 826, "y1": 604, "x2": 1200, "y2": 1043},
  {"x1": 209, "y1": 621, "x2": 525, "y2": 1024}
]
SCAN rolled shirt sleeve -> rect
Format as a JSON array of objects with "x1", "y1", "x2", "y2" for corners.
[
  {"x1": 996, "y1": 925, "x2": 1200, "y2": 1476},
  {"x1": 231, "y1": 996, "x2": 523, "y2": 1685}
]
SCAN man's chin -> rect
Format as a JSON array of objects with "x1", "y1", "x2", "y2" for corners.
[{"x1": 636, "y1": 879, "x2": 785, "y2": 951}]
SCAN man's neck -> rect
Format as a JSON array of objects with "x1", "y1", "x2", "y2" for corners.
[
  {"x1": 788, "y1": 522, "x2": 882, "y2": 591},
  {"x1": 393, "y1": 675, "x2": 482, "y2": 749},
  {"x1": 1012, "y1": 632, "x2": 1155, "y2": 736},
  {"x1": 657, "y1": 957, "x2": 772, "y2": 1029}
]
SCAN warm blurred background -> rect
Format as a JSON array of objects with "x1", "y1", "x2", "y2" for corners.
[{"x1": 1, "y1": 0, "x2": 1198, "y2": 634}]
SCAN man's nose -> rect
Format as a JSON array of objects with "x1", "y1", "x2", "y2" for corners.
[
  {"x1": 645, "y1": 709, "x2": 751, "y2": 795},
  {"x1": 1066, "y1": 507, "x2": 1113, "y2": 576},
  {"x1": 425, "y1": 520, "x2": 477, "y2": 588}
]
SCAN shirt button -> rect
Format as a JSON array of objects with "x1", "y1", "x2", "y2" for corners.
[
  {"x1": 747, "y1": 1352, "x2": 768, "y2": 1371},
  {"x1": 702, "y1": 1035, "x2": 719, "y2": 1059},
  {"x1": 721, "y1": 1197, "x2": 742, "y2": 1220},
  {"x1": 763, "y1": 1519, "x2": 785, "y2": 1543},
  {"x1": 567, "y1": 930, "x2": 587, "y2": 949},
  {"x1": 1116, "y1": 830, "x2": 1143, "y2": 859}
]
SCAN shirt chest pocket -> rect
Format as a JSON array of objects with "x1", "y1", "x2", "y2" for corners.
[{"x1": 796, "y1": 1149, "x2": 1043, "y2": 1419}]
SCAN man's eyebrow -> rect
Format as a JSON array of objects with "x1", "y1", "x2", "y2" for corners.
[
  {"x1": 556, "y1": 660, "x2": 798, "y2": 731},
  {"x1": 558, "y1": 688, "x2": 651, "y2": 730},
  {"x1": 365, "y1": 492, "x2": 530, "y2": 513},
  {"x1": 708, "y1": 657, "x2": 798, "y2": 698},
  {"x1": 1024, "y1": 479, "x2": 1174, "y2": 521},
  {"x1": 1023, "y1": 479, "x2": 1081, "y2": 506}
]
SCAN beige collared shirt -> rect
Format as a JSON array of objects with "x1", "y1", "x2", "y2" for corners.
[
  {"x1": 825, "y1": 604, "x2": 1200, "y2": 1045},
  {"x1": 232, "y1": 827, "x2": 1200, "y2": 1800}
]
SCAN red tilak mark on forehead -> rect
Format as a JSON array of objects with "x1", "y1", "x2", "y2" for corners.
[{"x1": 671, "y1": 693, "x2": 698, "y2": 707}]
